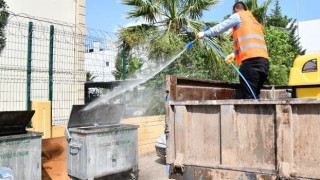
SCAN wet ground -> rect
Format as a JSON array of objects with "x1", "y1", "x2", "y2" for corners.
[{"x1": 139, "y1": 152, "x2": 168, "y2": 180}]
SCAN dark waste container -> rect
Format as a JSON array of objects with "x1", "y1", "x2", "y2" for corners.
[{"x1": 0, "y1": 111, "x2": 42, "y2": 180}]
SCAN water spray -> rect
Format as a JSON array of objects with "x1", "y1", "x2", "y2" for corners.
[
  {"x1": 85, "y1": 29, "x2": 257, "y2": 111},
  {"x1": 83, "y1": 49, "x2": 187, "y2": 111}
]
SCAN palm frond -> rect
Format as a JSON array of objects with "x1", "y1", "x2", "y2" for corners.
[
  {"x1": 123, "y1": 0, "x2": 161, "y2": 23},
  {"x1": 120, "y1": 0, "x2": 232, "y2": 76},
  {"x1": 244, "y1": 0, "x2": 271, "y2": 25},
  {"x1": 117, "y1": 24, "x2": 157, "y2": 49},
  {"x1": 180, "y1": 0, "x2": 219, "y2": 20},
  {"x1": 122, "y1": 0, "x2": 144, "y2": 6},
  {"x1": 186, "y1": 18, "x2": 206, "y2": 33},
  {"x1": 148, "y1": 30, "x2": 185, "y2": 62}
]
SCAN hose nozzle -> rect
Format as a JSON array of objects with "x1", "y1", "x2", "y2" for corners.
[{"x1": 185, "y1": 41, "x2": 195, "y2": 50}]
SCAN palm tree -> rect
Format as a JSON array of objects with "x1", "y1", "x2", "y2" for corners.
[
  {"x1": 123, "y1": 0, "x2": 218, "y2": 34},
  {"x1": 86, "y1": 72, "x2": 97, "y2": 82},
  {"x1": 240, "y1": 0, "x2": 271, "y2": 25},
  {"x1": 115, "y1": 0, "x2": 230, "y2": 115},
  {"x1": 119, "y1": 0, "x2": 221, "y2": 61}
]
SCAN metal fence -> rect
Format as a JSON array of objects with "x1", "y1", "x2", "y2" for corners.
[{"x1": 0, "y1": 13, "x2": 119, "y2": 125}]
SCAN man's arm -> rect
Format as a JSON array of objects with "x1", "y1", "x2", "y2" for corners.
[{"x1": 204, "y1": 13, "x2": 241, "y2": 37}]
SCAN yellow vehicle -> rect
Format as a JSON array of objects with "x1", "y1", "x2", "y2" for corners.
[{"x1": 288, "y1": 53, "x2": 320, "y2": 98}]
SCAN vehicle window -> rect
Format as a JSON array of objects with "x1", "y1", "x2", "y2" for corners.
[{"x1": 302, "y1": 59, "x2": 317, "y2": 73}]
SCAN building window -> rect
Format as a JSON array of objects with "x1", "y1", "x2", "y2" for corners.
[
  {"x1": 302, "y1": 59, "x2": 317, "y2": 73},
  {"x1": 106, "y1": 62, "x2": 109, "y2": 67}
]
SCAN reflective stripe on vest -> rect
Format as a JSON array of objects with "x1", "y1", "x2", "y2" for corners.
[
  {"x1": 234, "y1": 43, "x2": 268, "y2": 55},
  {"x1": 233, "y1": 34, "x2": 265, "y2": 46}
]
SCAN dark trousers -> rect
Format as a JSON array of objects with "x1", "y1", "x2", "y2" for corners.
[{"x1": 239, "y1": 57, "x2": 269, "y2": 99}]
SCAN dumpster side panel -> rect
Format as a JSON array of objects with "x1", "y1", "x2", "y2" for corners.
[
  {"x1": 67, "y1": 126, "x2": 138, "y2": 179},
  {"x1": 173, "y1": 103, "x2": 276, "y2": 172},
  {"x1": 166, "y1": 104, "x2": 175, "y2": 164},
  {"x1": 166, "y1": 75, "x2": 291, "y2": 101},
  {"x1": 292, "y1": 104, "x2": 320, "y2": 178},
  {"x1": 260, "y1": 89, "x2": 291, "y2": 100},
  {"x1": 0, "y1": 135, "x2": 42, "y2": 180},
  {"x1": 221, "y1": 104, "x2": 276, "y2": 172},
  {"x1": 176, "y1": 87, "x2": 235, "y2": 101},
  {"x1": 169, "y1": 100, "x2": 320, "y2": 179},
  {"x1": 184, "y1": 105, "x2": 221, "y2": 166},
  {"x1": 174, "y1": 105, "x2": 188, "y2": 166},
  {"x1": 88, "y1": 129, "x2": 138, "y2": 178}
]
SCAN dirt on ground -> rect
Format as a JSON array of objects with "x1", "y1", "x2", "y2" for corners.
[
  {"x1": 42, "y1": 137, "x2": 68, "y2": 180},
  {"x1": 139, "y1": 152, "x2": 168, "y2": 180}
]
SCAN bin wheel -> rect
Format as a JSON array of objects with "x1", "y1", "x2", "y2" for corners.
[{"x1": 130, "y1": 170, "x2": 139, "y2": 180}]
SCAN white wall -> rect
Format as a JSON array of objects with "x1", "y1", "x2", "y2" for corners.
[
  {"x1": 298, "y1": 19, "x2": 320, "y2": 54},
  {"x1": 7, "y1": 0, "x2": 76, "y2": 24},
  {"x1": 85, "y1": 41, "x2": 117, "y2": 81}
]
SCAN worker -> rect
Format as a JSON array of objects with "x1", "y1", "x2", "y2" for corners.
[{"x1": 196, "y1": 1, "x2": 269, "y2": 99}]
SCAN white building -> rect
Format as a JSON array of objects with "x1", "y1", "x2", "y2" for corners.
[
  {"x1": 298, "y1": 19, "x2": 320, "y2": 54},
  {"x1": 85, "y1": 41, "x2": 118, "y2": 81},
  {"x1": 7, "y1": 0, "x2": 84, "y2": 24}
]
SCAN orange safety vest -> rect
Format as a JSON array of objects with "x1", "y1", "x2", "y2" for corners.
[{"x1": 233, "y1": 11, "x2": 268, "y2": 65}]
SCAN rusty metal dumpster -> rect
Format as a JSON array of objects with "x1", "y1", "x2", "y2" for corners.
[
  {"x1": 166, "y1": 75, "x2": 291, "y2": 101},
  {"x1": 66, "y1": 105, "x2": 139, "y2": 180},
  {"x1": 0, "y1": 111, "x2": 42, "y2": 180},
  {"x1": 165, "y1": 76, "x2": 320, "y2": 179}
]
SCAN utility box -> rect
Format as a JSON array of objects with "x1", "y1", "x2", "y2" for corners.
[
  {"x1": 66, "y1": 105, "x2": 139, "y2": 180},
  {"x1": 0, "y1": 111, "x2": 42, "y2": 180}
]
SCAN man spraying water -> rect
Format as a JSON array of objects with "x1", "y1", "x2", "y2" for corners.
[{"x1": 197, "y1": 1, "x2": 269, "y2": 99}]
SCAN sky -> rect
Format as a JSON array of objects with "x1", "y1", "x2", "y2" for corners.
[{"x1": 86, "y1": 0, "x2": 320, "y2": 33}]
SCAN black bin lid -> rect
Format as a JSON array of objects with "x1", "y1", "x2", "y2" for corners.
[
  {"x1": 0, "y1": 111, "x2": 35, "y2": 136},
  {"x1": 68, "y1": 104, "x2": 125, "y2": 128}
]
